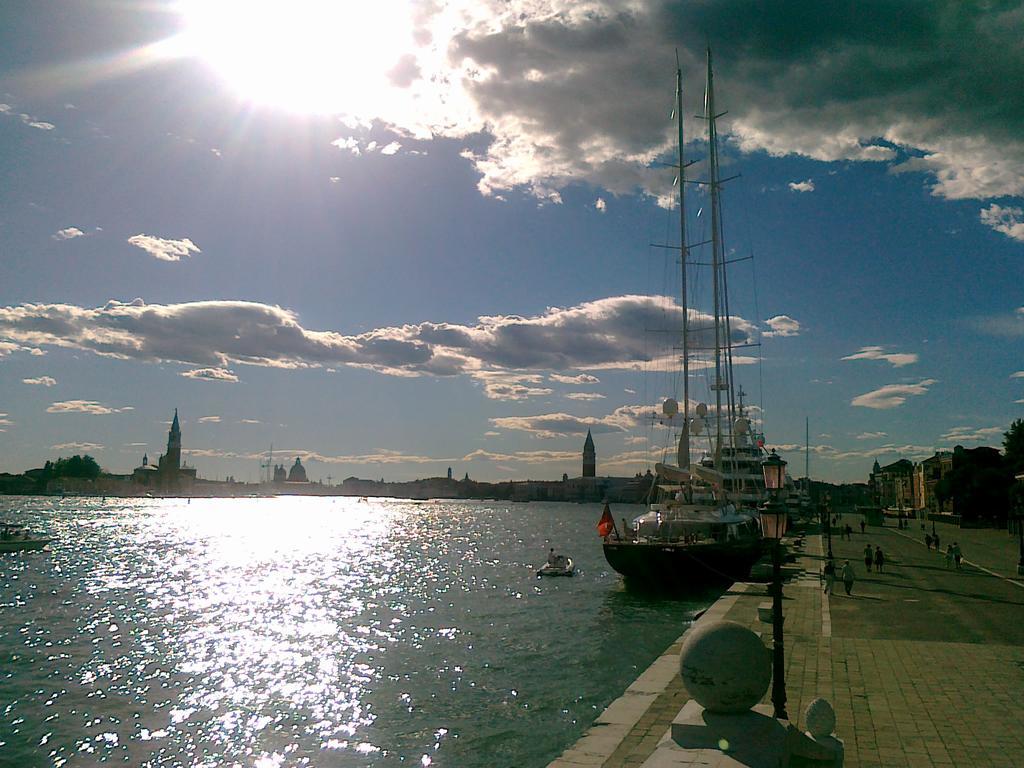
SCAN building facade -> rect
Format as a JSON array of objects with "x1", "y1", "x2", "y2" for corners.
[
  {"x1": 869, "y1": 458, "x2": 914, "y2": 509},
  {"x1": 912, "y1": 451, "x2": 954, "y2": 515}
]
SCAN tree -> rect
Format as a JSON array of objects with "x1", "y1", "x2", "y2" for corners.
[
  {"x1": 1004, "y1": 419, "x2": 1024, "y2": 476},
  {"x1": 936, "y1": 445, "x2": 1011, "y2": 526},
  {"x1": 43, "y1": 454, "x2": 102, "y2": 480}
]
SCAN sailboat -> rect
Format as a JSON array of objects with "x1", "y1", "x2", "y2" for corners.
[{"x1": 602, "y1": 50, "x2": 771, "y2": 591}]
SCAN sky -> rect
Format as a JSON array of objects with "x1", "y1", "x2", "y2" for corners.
[{"x1": 1, "y1": 0, "x2": 1023, "y2": 485}]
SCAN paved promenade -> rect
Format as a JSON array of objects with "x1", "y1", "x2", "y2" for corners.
[{"x1": 548, "y1": 516, "x2": 1024, "y2": 768}]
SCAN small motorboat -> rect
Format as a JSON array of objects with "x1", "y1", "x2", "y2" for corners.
[
  {"x1": 0, "y1": 523, "x2": 53, "y2": 553},
  {"x1": 537, "y1": 556, "x2": 575, "y2": 577}
]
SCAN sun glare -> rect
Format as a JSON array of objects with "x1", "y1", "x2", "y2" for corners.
[{"x1": 175, "y1": 0, "x2": 414, "y2": 114}]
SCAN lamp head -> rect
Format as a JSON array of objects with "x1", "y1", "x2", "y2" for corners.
[
  {"x1": 760, "y1": 504, "x2": 788, "y2": 540},
  {"x1": 761, "y1": 449, "x2": 787, "y2": 491}
]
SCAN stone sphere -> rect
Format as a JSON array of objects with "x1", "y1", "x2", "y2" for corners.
[
  {"x1": 804, "y1": 697, "x2": 836, "y2": 738},
  {"x1": 678, "y1": 620, "x2": 771, "y2": 713}
]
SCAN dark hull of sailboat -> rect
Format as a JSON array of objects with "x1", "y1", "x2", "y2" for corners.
[
  {"x1": 0, "y1": 538, "x2": 52, "y2": 553},
  {"x1": 602, "y1": 539, "x2": 763, "y2": 592}
]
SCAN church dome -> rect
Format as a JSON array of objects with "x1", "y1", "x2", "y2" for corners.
[{"x1": 288, "y1": 457, "x2": 308, "y2": 483}]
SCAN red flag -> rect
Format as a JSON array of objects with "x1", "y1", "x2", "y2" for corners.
[{"x1": 597, "y1": 504, "x2": 614, "y2": 538}]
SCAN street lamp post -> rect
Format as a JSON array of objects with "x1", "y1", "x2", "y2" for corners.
[
  {"x1": 825, "y1": 492, "x2": 833, "y2": 559},
  {"x1": 761, "y1": 449, "x2": 789, "y2": 721},
  {"x1": 1015, "y1": 512, "x2": 1024, "y2": 576}
]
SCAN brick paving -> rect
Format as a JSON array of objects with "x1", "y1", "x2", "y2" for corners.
[{"x1": 547, "y1": 516, "x2": 1024, "y2": 768}]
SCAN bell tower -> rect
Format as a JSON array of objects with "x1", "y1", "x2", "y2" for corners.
[
  {"x1": 582, "y1": 429, "x2": 596, "y2": 478},
  {"x1": 166, "y1": 408, "x2": 181, "y2": 473}
]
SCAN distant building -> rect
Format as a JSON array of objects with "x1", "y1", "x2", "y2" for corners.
[
  {"x1": 913, "y1": 451, "x2": 953, "y2": 515},
  {"x1": 131, "y1": 453, "x2": 158, "y2": 485},
  {"x1": 287, "y1": 457, "x2": 308, "y2": 483},
  {"x1": 583, "y1": 429, "x2": 596, "y2": 478},
  {"x1": 447, "y1": 466, "x2": 453, "y2": 480},
  {"x1": 870, "y1": 458, "x2": 913, "y2": 509},
  {"x1": 132, "y1": 409, "x2": 196, "y2": 490}
]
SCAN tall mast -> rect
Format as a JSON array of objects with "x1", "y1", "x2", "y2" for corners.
[
  {"x1": 676, "y1": 53, "x2": 691, "y2": 469},
  {"x1": 705, "y1": 47, "x2": 724, "y2": 472},
  {"x1": 805, "y1": 418, "x2": 810, "y2": 492}
]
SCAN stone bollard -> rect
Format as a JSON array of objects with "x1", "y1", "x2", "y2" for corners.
[
  {"x1": 651, "y1": 620, "x2": 788, "y2": 767},
  {"x1": 639, "y1": 620, "x2": 843, "y2": 767},
  {"x1": 786, "y1": 698, "x2": 844, "y2": 767}
]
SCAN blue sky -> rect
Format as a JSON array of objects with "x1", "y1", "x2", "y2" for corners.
[{"x1": 1, "y1": 1, "x2": 1023, "y2": 484}]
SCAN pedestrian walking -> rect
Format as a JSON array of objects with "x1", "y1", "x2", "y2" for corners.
[
  {"x1": 864, "y1": 543, "x2": 873, "y2": 572},
  {"x1": 874, "y1": 545, "x2": 885, "y2": 573},
  {"x1": 823, "y1": 557, "x2": 836, "y2": 594},
  {"x1": 841, "y1": 560, "x2": 856, "y2": 595},
  {"x1": 925, "y1": 533, "x2": 932, "y2": 551},
  {"x1": 860, "y1": 519, "x2": 865, "y2": 534},
  {"x1": 933, "y1": 533, "x2": 940, "y2": 552},
  {"x1": 845, "y1": 524, "x2": 853, "y2": 540},
  {"x1": 952, "y1": 542, "x2": 962, "y2": 570},
  {"x1": 945, "y1": 543, "x2": 954, "y2": 568}
]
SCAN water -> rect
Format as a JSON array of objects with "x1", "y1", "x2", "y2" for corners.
[{"x1": 0, "y1": 497, "x2": 709, "y2": 767}]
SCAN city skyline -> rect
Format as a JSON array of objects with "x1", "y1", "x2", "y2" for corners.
[{"x1": 2, "y1": 2, "x2": 1023, "y2": 484}]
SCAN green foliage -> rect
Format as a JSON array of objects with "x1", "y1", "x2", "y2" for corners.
[
  {"x1": 1004, "y1": 419, "x2": 1024, "y2": 476},
  {"x1": 43, "y1": 454, "x2": 102, "y2": 480},
  {"x1": 938, "y1": 446, "x2": 1011, "y2": 524}
]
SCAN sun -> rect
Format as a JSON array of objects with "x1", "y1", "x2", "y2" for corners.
[{"x1": 174, "y1": 0, "x2": 414, "y2": 114}]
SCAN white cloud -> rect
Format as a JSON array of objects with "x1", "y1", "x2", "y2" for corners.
[
  {"x1": 550, "y1": 373, "x2": 600, "y2": 384},
  {"x1": 855, "y1": 431, "x2": 887, "y2": 440},
  {"x1": 0, "y1": 341, "x2": 43, "y2": 358},
  {"x1": 329, "y1": 176, "x2": 341, "y2": 183},
  {"x1": 0, "y1": 103, "x2": 56, "y2": 131},
  {"x1": 46, "y1": 400, "x2": 132, "y2": 415},
  {"x1": 788, "y1": 179, "x2": 815, "y2": 193},
  {"x1": 127, "y1": 234, "x2": 201, "y2": 262},
  {"x1": 1011, "y1": 371, "x2": 1024, "y2": 378},
  {"x1": 565, "y1": 392, "x2": 605, "y2": 400},
  {"x1": 472, "y1": 371, "x2": 553, "y2": 401},
  {"x1": 52, "y1": 227, "x2": 85, "y2": 241},
  {"x1": 379, "y1": 141, "x2": 402, "y2": 155},
  {"x1": 0, "y1": 295, "x2": 756, "y2": 383},
  {"x1": 331, "y1": 137, "x2": 361, "y2": 154},
  {"x1": 181, "y1": 367, "x2": 239, "y2": 383},
  {"x1": 311, "y1": 2, "x2": 1024, "y2": 203},
  {"x1": 22, "y1": 376, "x2": 57, "y2": 386},
  {"x1": 763, "y1": 315, "x2": 801, "y2": 338},
  {"x1": 851, "y1": 379, "x2": 936, "y2": 409},
  {"x1": 979, "y1": 204, "x2": 1024, "y2": 242},
  {"x1": 0, "y1": 412, "x2": 11, "y2": 430},
  {"x1": 595, "y1": 197, "x2": 607, "y2": 212},
  {"x1": 51, "y1": 441, "x2": 103, "y2": 451},
  {"x1": 491, "y1": 404, "x2": 648, "y2": 438},
  {"x1": 842, "y1": 346, "x2": 918, "y2": 367},
  {"x1": 197, "y1": 415, "x2": 221, "y2": 423},
  {"x1": 938, "y1": 425, "x2": 1003, "y2": 444}
]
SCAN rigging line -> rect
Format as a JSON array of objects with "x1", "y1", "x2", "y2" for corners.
[
  {"x1": 676, "y1": 59, "x2": 691, "y2": 467},
  {"x1": 732, "y1": 149, "x2": 765, "y2": 438},
  {"x1": 705, "y1": 47, "x2": 724, "y2": 474}
]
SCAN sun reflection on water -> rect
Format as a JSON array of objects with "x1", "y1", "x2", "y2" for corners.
[{"x1": 1, "y1": 496, "x2": 695, "y2": 767}]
